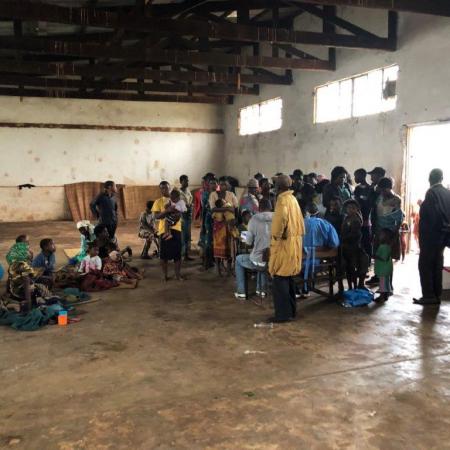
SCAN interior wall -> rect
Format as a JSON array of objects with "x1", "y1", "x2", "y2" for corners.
[
  {"x1": 224, "y1": 11, "x2": 450, "y2": 190},
  {"x1": 0, "y1": 97, "x2": 224, "y2": 222}
]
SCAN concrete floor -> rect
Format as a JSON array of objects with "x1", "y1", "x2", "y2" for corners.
[{"x1": 1, "y1": 221, "x2": 450, "y2": 450}]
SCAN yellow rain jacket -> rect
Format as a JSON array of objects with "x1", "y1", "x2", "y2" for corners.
[{"x1": 269, "y1": 190, "x2": 305, "y2": 277}]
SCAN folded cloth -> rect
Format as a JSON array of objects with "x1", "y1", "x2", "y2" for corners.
[
  {"x1": 63, "y1": 287, "x2": 90, "y2": 300},
  {"x1": 64, "y1": 248, "x2": 80, "y2": 260},
  {"x1": 0, "y1": 308, "x2": 55, "y2": 331}
]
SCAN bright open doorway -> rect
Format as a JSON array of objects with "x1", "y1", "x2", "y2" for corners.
[
  {"x1": 406, "y1": 122, "x2": 450, "y2": 208},
  {"x1": 404, "y1": 121, "x2": 450, "y2": 288}
]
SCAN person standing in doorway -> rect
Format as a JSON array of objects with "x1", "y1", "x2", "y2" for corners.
[
  {"x1": 152, "y1": 181, "x2": 184, "y2": 281},
  {"x1": 90, "y1": 180, "x2": 118, "y2": 240},
  {"x1": 179, "y1": 175, "x2": 194, "y2": 261},
  {"x1": 267, "y1": 175, "x2": 305, "y2": 323},
  {"x1": 414, "y1": 169, "x2": 450, "y2": 306}
]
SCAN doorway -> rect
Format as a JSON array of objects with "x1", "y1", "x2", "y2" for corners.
[{"x1": 404, "y1": 121, "x2": 450, "y2": 284}]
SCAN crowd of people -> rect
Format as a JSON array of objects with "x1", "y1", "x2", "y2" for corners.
[{"x1": 1, "y1": 167, "x2": 449, "y2": 324}]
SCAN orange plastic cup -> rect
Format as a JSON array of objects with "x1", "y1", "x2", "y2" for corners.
[{"x1": 58, "y1": 311, "x2": 68, "y2": 326}]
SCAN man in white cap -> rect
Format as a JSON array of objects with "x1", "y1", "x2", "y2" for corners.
[{"x1": 239, "y1": 178, "x2": 260, "y2": 216}]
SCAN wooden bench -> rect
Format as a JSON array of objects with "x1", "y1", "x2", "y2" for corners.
[
  {"x1": 244, "y1": 247, "x2": 342, "y2": 300},
  {"x1": 295, "y1": 247, "x2": 342, "y2": 300}
]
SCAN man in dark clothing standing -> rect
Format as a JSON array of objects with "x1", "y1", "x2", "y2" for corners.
[
  {"x1": 90, "y1": 180, "x2": 118, "y2": 240},
  {"x1": 414, "y1": 169, "x2": 450, "y2": 306},
  {"x1": 354, "y1": 168, "x2": 372, "y2": 260}
]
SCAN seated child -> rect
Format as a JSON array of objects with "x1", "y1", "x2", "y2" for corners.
[
  {"x1": 32, "y1": 238, "x2": 56, "y2": 276},
  {"x1": 79, "y1": 243, "x2": 102, "y2": 274},
  {"x1": 138, "y1": 200, "x2": 159, "y2": 259},
  {"x1": 374, "y1": 228, "x2": 394, "y2": 302},
  {"x1": 32, "y1": 238, "x2": 56, "y2": 288},
  {"x1": 6, "y1": 235, "x2": 33, "y2": 265},
  {"x1": 163, "y1": 189, "x2": 186, "y2": 240},
  {"x1": 341, "y1": 200, "x2": 369, "y2": 290},
  {"x1": 79, "y1": 243, "x2": 118, "y2": 292}
]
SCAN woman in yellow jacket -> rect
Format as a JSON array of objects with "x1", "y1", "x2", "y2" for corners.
[{"x1": 268, "y1": 175, "x2": 305, "y2": 323}]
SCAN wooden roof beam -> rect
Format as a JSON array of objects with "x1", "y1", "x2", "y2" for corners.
[
  {"x1": 0, "y1": 1, "x2": 393, "y2": 51},
  {"x1": 0, "y1": 60, "x2": 292, "y2": 85},
  {"x1": 0, "y1": 86, "x2": 232, "y2": 104},
  {"x1": 0, "y1": 73, "x2": 259, "y2": 95},
  {"x1": 0, "y1": 38, "x2": 334, "y2": 70},
  {"x1": 282, "y1": 0, "x2": 450, "y2": 17},
  {"x1": 98, "y1": 0, "x2": 450, "y2": 17}
]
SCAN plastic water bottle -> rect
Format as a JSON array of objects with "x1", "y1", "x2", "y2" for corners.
[{"x1": 254, "y1": 322, "x2": 274, "y2": 329}]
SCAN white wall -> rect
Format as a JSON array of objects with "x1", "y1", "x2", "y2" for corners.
[
  {"x1": 0, "y1": 97, "x2": 224, "y2": 221},
  {"x1": 224, "y1": 11, "x2": 450, "y2": 189}
]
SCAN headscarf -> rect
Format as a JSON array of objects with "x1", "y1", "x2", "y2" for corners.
[
  {"x1": 77, "y1": 220, "x2": 91, "y2": 230},
  {"x1": 6, "y1": 242, "x2": 30, "y2": 265}
]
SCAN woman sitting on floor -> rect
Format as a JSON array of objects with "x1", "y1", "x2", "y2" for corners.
[
  {"x1": 5, "y1": 235, "x2": 51, "y2": 312},
  {"x1": 102, "y1": 242, "x2": 143, "y2": 285},
  {"x1": 6, "y1": 235, "x2": 33, "y2": 266}
]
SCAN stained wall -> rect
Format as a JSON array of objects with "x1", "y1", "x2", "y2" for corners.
[{"x1": 0, "y1": 96, "x2": 224, "y2": 221}]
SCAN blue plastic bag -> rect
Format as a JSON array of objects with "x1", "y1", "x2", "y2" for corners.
[
  {"x1": 342, "y1": 289, "x2": 374, "y2": 308},
  {"x1": 0, "y1": 263, "x2": 4, "y2": 281}
]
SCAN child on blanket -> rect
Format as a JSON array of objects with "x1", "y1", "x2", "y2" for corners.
[
  {"x1": 79, "y1": 243, "x2": 102, "y2": 273},
  {"x1": 32, "y1": 238, "x2": 57, "y2": 288},
  {"x1": 32, "y1": 238, "x2": 56, "y2": 276},
  {"x1": 79, "y1": 243, "x2": 117, "y2": 292}
]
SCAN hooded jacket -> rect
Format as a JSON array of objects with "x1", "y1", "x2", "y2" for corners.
[{"x1": 245, "y1": 211, "x2": 273, "y2": 265}]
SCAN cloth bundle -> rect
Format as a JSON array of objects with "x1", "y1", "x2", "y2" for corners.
[{"x1": 342, "y1": 289, "x2": 374, "y2": 308}]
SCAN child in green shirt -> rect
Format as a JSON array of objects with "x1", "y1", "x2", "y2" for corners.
[{"x1": 375, "y1": 228, "x2": 394, "y2": 302}]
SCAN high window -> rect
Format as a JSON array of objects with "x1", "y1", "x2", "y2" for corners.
[
  {"x1": 314, "y1": 65, "x2": 399, "y2": 123},
  {"x1": 239, "y1": 98, "x2": 282, "y2": 136}
]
